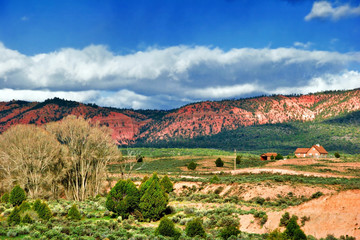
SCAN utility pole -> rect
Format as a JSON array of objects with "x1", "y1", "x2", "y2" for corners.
[{"x1": 234, "y1": 149, "x2": 236, "y2": 171}]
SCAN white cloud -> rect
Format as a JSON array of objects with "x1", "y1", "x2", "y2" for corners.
[
  {"x1": 187, "y1": 83, "x2": 262, "y2": 99},
  {"x1": 305, "y1": 1, "x2": 360, "y2": 21},
  {"x1": 293, "y1": 41, "x2": 312, "y2": 49},
  {"x1": 0, "y1": 88, "x2": 99, "y2": 103},
  {"x1": 271, "y1": 71, "x2": 360, "y2": 94},
  {"x1": 0, "y1": 42, "x2": 360, "y2": 109}
]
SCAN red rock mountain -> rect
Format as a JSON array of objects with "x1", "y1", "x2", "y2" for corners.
[{"x1": 1, "y1": 89, "x2": 360, "y2": 144}]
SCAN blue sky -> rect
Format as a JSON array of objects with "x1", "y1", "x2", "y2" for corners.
[{"x1": 0, "y1": 0, "x2": 360, "y2": 109}]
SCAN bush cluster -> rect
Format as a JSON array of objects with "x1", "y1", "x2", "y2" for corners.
[
  {"x1": 155, "y1": 217, "x2": 181, "y2": 239},
  {"x1": 106, "y1": 172, "x2": 172, "y2": 221},
  {"x1": 185, "y1": 218, "x2": 206, "y2": 238}
]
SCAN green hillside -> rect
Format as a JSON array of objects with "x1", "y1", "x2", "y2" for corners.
[{"x1": 133, "y1": 111, "x2": 360, "y2": 155}]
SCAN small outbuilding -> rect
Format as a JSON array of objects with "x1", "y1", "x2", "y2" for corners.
[
  {"x1": 260, "y1": 152, "x2": 278, "y2": 161},
  {"x1": 294, "y1": 144, "x2": 328, "y2": 158}
]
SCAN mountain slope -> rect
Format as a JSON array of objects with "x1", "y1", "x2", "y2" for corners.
[
  {"x1": 137, "y1": 89, "x2": 360, "y2": 142},
  {"x1": 0, "y1": 89, "x2": 360, "y2": 150}
]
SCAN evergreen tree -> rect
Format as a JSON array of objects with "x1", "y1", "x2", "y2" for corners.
[
  {"x1": 160, "y1": 175, "x2": 174, "y2": 193},
  {"x1": 9, "y1": 185, "x2": 26, "y2": 206},
  {"x1": 36, "y1": 201, "x2": 52, "y2": 221},
  {"x1": 33, "y1": 199, "x2": 42, "y2": 212},
  {"x1": 155, "y1": 217, "x2": 181, "y2": 239},
  {"x1": 293, "y1": 228, "x2": 307, "y2": 240},
  {"x1": 185, "y1": 218, "x2": 206, "y2": 238},
  {"x1": 267, "y1": 229, "x2": 286, "y2": 240},
  {"x1": 19, "y1": 201, "x2": 31, "y2": 212},
  {"x1": 21, "y1": 213, "x2": 34, "y2": 224},
  {"x1": 187, "y1": 161, "x2": 197, "y2": 170},
  {"x1": 67, "y1": 204, "x2": 82, "y2": 220},
  {"x1": 236, "y1": 155, "x2": 242, "y2": 164},
  {"x1": 106, "y1": 179, "x2": 140, "y2": 218},
  {"x1": 279, "y1": 212, "x2": 290, "y2": 227},
  {"x1": 139, "y1": 177, "x2": 168, "y2": 221},
  {"x1": 139, "y1": 172, "x2": 160, "y2": 197},
  {"x1": 215, "y1": 158, "x2": 224, "y2": 167},
  {"x1": 1, "y1": 193, "x2": 9, "y2": 203},
  {"x1": 220, "y1": 225, "x2": 241, "y2": 240},
  {"x1": 7, "y1": 206, "x2": 21, "y2": 225},
  {"x1": 284, "y1": 216, "x2": 306, "y2": 240}
]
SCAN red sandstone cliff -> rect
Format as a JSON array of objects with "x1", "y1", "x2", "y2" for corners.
[{"x1": 1, "y1": 89, "x2": 360, "y2": 144}]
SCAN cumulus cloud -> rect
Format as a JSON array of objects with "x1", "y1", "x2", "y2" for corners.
[
  {"x1": 0, "y1": 42, "x2": 360, "y2": 109},
  {"x1": 0, "y1": 89, "x2": 99, "y2": 103},
  {"x1": 305, "y1": 1, "x2": 360, "y2": 21},
  {"x1": 270, "y1": 71, "x2": 360, "y2": 94}
]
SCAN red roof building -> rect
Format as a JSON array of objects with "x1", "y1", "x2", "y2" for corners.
[
  {"x1": 260, "y1": 152, "x2": 278, "y2": 161},
  {"x1": 294, "y1": 144, "x2": 328, "y2": 158}
]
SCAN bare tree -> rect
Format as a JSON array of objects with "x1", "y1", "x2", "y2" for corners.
[
  {"x1": 46, "y1": 115, "x2": 121, "y2": 201},
  {"x1": 0, "y1": 125, "x2": 63, "y2": 198}
]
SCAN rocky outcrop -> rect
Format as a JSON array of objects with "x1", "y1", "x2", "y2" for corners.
[{"x1": 1, "y1": 89, "x2": 360, "y2": 144}]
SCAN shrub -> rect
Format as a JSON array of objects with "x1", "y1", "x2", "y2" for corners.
[
  {"x1": 220, "y1": 225, "x2": 240, "y2": 240},
  {"x1": 36, "y1": 201, "x2": 52, "y2": 221},
  {"x1": 1, "y1": 193, "x2": 9, "y2": 203},
  {"x1": 68, "y1": 204, "x2": 82, "y2": 220},
  {"x1": 283, "y1": 216, "x2": 305, "y2": 240},
  {"x1": 334, "y1": 152, "x2": 340, "y2": 158},
  {"x1": 279, "y1": 212, "x2": 290, "y2": 227},
  {"x1": 217, "y1": 216, "x2": 239, "y2": 228},
  {"x1": 185, "y1": 218, "x2": 206, "y2": 238},
  {"x1": 300, "y1": 216, "x2": 310, "y2": 226},
  {"x1": 22, "y1": 213, "x2": 34, "y2": 224},
  {"x1": 106, "y1": 179, "x2": 140, "y2": 218},
  {"x1": 236, "y1": 155, "x2": 242, "y2": 164},
  {"x1": 155, "y1": 217, "x2": 181, "y2": 239},
  {"x1": 215, "y1": 158, "x2": 224, "y2": 167},
  {"x1": 19, "y1": 201, "x2": 31, "y2": 212},
  {"x1": 340, "y1": 235, "x2": 356, "y2": 240},
  {"x1": 187, "y1": 161, "x2": 197, "y2": 170},
  {"x1": 137, "y1": 155, "x2": 144, "y2": 162},
  {"x1": 267, "y1": 229, "x2": 286, "y2": 240},
  {"x1": 160, "y1": 175, "x2": 174, "y2": 193},
  {"x1": 139, "y1": 176, "x2": 168, "y2": 221},
  {"x1": 275, "y1": 154, "x2": 284, "y2": 160},
  {"x1": 311, "y1": 191, "x2": 323, "y2": 199},
  {"x1": 254, "y1": 211, "x2": 268, "y2": 226},
  {"x1": 10, "y1": 185, "x2": 26, "y2": 206},
  {"x1": 214, "y1": 186, "x2": 224, "y2": 195},
  {"x1": 293, "y1": 228, "x2": 307, "y2": 240},
  {"x1": 210, "y1": 175, "x2": 220, "y2": 183},
  {"x1": 7, "y1": 206, "x2": 21, "y2": 225},
  {"x1": 253, "y1": 197, "x2": 265, "y2": 205},
  {"x1": 33, "y1": 199, "x2": 42, "y2": 212}
]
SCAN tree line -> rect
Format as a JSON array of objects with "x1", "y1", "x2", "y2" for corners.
[{"x1": 0, "y1": 115, "x2": 121, "y2": 201}]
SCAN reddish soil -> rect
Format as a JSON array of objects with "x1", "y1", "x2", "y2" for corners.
[
  {"x1": 173, "y1": 182, "x2": 336, "y2": 201},
  {"x1": 223, "y1": 168, "x2": 356, "y2": 178},
  {"x1": 262, "y1": 190, "x2": 360, "y2": 239}
]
